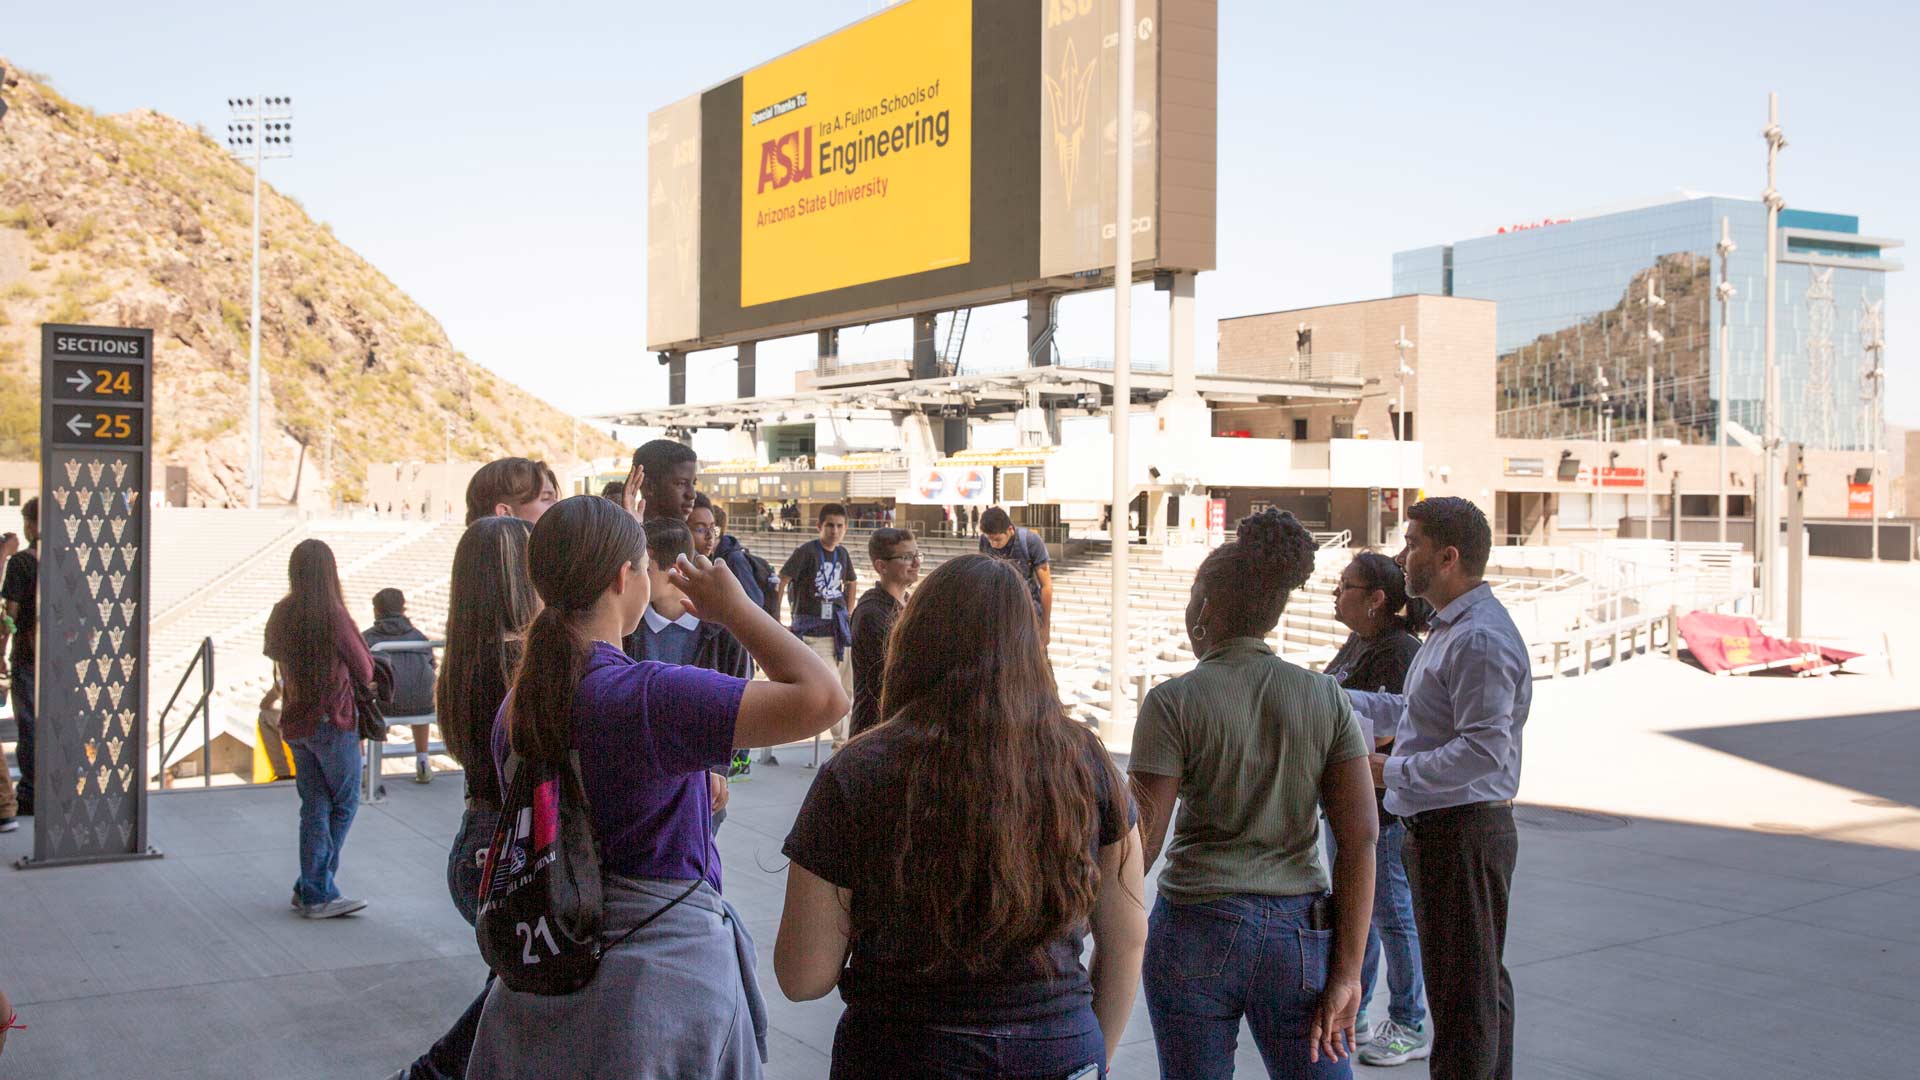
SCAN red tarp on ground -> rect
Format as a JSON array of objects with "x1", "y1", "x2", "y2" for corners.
[{"x1": 1676, "y1": 612, "x2": 1861, "y2": 675}]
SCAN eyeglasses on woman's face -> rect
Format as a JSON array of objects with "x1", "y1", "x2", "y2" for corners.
[{"x1": 1334, "y1": 580, "x2": 1369, "y2": 595}]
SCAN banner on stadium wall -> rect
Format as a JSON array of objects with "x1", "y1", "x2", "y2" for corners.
[
  {"x1": 1847, "y1": 482, "x2": 1873, "y2": 519},
  {"x1": 1576, "y1": 466, "x2": 1645, "y2": 489},
  {"x1": 739, "y1": 0, "x2": 973, "y2": 307},
  {"x1": 901, "y1": 465, "x2": 992, "y2": 506}
]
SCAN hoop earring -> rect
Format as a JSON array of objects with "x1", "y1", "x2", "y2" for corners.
[{"x1": 1191, "y1": 624, "x2": 1208, "y2": 641}]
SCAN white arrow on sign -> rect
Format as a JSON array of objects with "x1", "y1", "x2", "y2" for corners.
[
  {"x1": 66, "y1": 369, "x2": 93, "y2": 393},
  {"x1": 66, "y1": 414, "x2": 92, "y2": 437}
]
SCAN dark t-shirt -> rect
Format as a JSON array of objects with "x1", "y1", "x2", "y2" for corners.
[
  {"x1": 782, "y1": 722, "x2": 1134, "y2": 1024},
  {"x1": 2, "y1": 546, "x2": 37, "y2": 668},
  {"x1": 847, "y1": 586, "x2": 901, "y2": 736},
  {"x1": 1324, "y1": 628, "x2": 1421, "y2": 820},
  {"x1": 979, "y1": 528, "x2": 1049, "y2": 614},
  {"x1": 780, "y1": 540, "x2": 856, "y2": 638}
]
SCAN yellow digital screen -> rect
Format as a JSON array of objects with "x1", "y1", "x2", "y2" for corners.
[{"x1": 738, "y1": 0, "x2": 972, "y2": 308}]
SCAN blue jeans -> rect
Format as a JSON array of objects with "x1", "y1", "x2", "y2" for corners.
[
  {"x1": 829, "y1": 1008, "x2": 1105, "y2": 1080},
  {"x1": 1143, "y1": 893, "x2": 1351, "y2": 1080},
  {"x1": 407, "y1": 806, "x2": 498, "y2": 1080},
  {"x1": 288, "y1": 723, "x2": 360, "y2": 906},
  {"x1": 1326, "y1": 817, "x2": 1427, "y2": 1030}
]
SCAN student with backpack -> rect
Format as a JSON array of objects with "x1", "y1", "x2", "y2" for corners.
[{"x1": 466, "y1": 491, "x2": 847, "y2": 1079}]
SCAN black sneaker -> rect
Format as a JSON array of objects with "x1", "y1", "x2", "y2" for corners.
[{"x1": 0, "y1": 817, "x2": 16, "y2": 833}]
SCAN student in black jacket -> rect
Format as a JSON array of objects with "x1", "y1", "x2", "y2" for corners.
[
  {"x1": 1323, "y1": 551, "x2": 1435, "y2": 1066},
  {"x1": 362, "y1": 588, "x2": 438, "y2": 785},
  {"x1": 848, "y1": 527, "x2": 919, "y2": 736},
  {"x1": 623, "y1": 518, "x2": 751, "y2": 834}
]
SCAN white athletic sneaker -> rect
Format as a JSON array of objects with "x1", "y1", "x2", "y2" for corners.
[
  {"x1": 300, "y1": 896, "x2": 368, "y2": 919},
  {"x1": 1358, "y1": 1019, "x2": 1432, "y2": 1066}
]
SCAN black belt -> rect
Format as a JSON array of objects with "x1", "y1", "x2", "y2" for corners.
[{"x1": 1401, "y1": 800, "x2": 1511, "y2": 828}]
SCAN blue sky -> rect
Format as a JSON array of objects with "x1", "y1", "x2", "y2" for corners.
[{"x1": 7, "y1": 0, "x2": 1916, "y2": 437}]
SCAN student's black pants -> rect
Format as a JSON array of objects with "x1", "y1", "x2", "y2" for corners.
[{"x1": 1401, "y1": 801, "x2": 1517, "y2": 1080}]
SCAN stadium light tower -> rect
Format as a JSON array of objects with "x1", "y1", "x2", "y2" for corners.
[
  {"x1": 1716, "y1": 217, "x2": 1736, "y2": 544},
  {"x1": 225, "y1": 94, "x2": 294, "y2": 509},
  {"x1": 1393, "y1": 326, "x2": 1415, "y2": 542},
  {"x1": 1760, "y1": 92, "x2": 1786, "y2": 619},
  {"x1": 1644, "y1": 275, "x2": 1665, "y2": 540},
  {"x1": 1859, "y1": 298, "x2": 1886, "y2": 561}
]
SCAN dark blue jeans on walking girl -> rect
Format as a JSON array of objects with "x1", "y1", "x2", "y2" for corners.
[{"x1": 287, "y1": 723, "x2": 360, "y2": 906}]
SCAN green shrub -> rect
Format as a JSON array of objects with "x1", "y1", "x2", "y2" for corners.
[
  {"x1": 220, "y1": 298, "x2": 249, "y2": 341},
  {"x1": 50, "y1": 216, "x2": 97, "y2": 252},
  {"x1": 49, "y1": 293, "x2": 90, "y2": 323}
]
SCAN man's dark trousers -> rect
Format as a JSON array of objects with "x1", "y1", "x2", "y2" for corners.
[
  {"x1": 1401, "y1": 802, "x2": 1517, "y2": 1080},
  {"x1": 11, "y1": 663, "x2": 34, "y2": 812}
]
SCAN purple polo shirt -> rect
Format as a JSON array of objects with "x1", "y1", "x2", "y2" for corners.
[{"x1": 492, "y1": 641, "x2": 746, "y2": 890}]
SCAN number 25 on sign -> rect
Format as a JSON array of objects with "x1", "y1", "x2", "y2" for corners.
[{"x1": 94, "y1": 413, "x2": 132, "y2": 439}]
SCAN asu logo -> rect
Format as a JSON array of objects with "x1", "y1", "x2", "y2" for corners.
[
  {"x1": 1044, "y1": 39, "x2": 1098, "y2": 191},
  {"x1": 757, "y1": 127, "x2": 814, "y2": 193}
]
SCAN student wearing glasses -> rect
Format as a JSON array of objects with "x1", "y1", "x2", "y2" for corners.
[{"x1": 848, "y1": 528, "x2": 919, "y2": 737}]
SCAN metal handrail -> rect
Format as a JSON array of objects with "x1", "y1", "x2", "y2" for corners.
[{"x1": 154, "y1": 637, "x2": 215, "y2": 788}]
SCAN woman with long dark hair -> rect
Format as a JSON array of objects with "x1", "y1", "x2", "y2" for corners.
[
  {"x1": 776, "y1": 554, "x2": 1147, "y2": 1080},
  {"x1": 1323, "y1": 551, "x2": 1433, "y2": 1066},
  {"x1": 1128, "y1": 510, "x2": 1379, "y2": 1077},
  {"x1": 391, "y1": 515, "x2": 538, "y2": 1080},
  {"x1": 466, "y1": 493, "x2": 847, "y2": 1078},
  {"x1": 263, "y1": 538, "x2": 375, "y2": 919}
]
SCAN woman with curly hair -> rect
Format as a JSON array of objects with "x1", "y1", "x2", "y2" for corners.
[{"x1": 1128, "y1": 510, "x2": 1379, "y2": 1078}]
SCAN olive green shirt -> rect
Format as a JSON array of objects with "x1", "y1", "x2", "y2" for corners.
[{"x1": 1131, "y1": 637, "x2": 1369, "y2": 904}]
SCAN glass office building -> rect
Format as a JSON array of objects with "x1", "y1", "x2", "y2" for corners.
[{"x1": 1393, "y1": 194, "x2": 1902, "y2": 450}]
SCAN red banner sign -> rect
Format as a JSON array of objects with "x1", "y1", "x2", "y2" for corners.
[
  {"x1": 1576, "y1": 466, "x2": 1645, "y2": 488},
  {"x1": 1847, "y1": 483, "x2": 1873, "y2": 519}
]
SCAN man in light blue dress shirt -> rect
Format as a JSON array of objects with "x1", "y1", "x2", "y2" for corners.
[{"x1": 1349, "y1": 497, "x2": 1528, "y2": 1080}]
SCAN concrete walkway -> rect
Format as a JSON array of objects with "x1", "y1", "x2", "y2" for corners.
[{"x1": 2, "y1": 558, "x2": 1916, "y2": 1079}]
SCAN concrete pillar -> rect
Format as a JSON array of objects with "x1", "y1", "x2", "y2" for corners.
[
  {"x1": 736, "y1": 341, "x2": 756, "y2": 400},
  {"x1": 897, "y1": 410, "x2": 941, "y2": 472},
  {"x1": 816, "y1": 329, "x2": 839, "y2": 372},
  {"x1": 1147, "y1": 489, "x2": 1170, "y2": 543},
  {"x1": 913, "y1": 313, "x2": 940, "y2": 380},
  {"x1": 665, "y1": 350, "x2": 687, "y2": 406},
  {"x1": 1168, "y1": 270, "x2": 1196, "y2": 398},
  {"x1": 1027, "y1": 293, "x2": 1058, "y2": 367}
]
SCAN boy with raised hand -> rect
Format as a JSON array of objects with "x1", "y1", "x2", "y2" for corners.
[{"x1": 623, "y1": 517, "x2": 751, "y2": 833}]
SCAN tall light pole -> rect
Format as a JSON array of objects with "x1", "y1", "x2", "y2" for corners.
[
  {"x1": 1393, "y1": 326, "x2": 1415, "y2": 543},
  {"x1": 1596, "y1": 365, "x2": 1612, "y2": 446},
  {"x1": 1716, "y1": 217, "x2": 1736, "y2": 544},
  {"x1": 1761, "y1": 92, "x2": 1787, "y2": 619},
  {"x1": 1107, "y1": 0, "x2": 1137, "y2": 742},
  {"x1": 225, "y1": 95, "x2": 294, "y2": 509},
  {"x1": 1860, "y1": 298, "x2": 1886, "y2": 561},
  {"x1": 1644, "y1": 274, "x2": 1666, "y2": 540}
]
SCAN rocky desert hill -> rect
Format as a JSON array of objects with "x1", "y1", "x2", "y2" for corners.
[{"x1": 0, "y1": 61, "x2": 622, "y2": 505}]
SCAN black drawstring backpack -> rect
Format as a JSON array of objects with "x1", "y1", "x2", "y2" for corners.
[{"x1": 475, "y1": 749, "x2": 702, "y2": 996}]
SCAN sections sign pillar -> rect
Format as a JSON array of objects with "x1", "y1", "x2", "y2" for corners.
[{"x1": 20, "y1": 323, "x2": 159, "y2": 868}]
